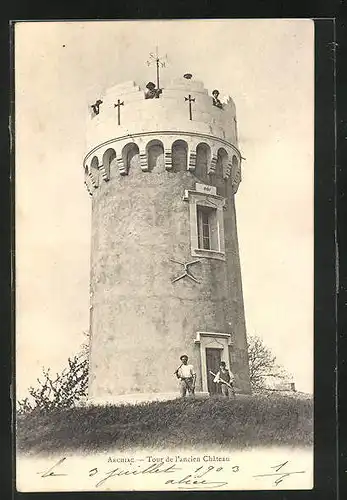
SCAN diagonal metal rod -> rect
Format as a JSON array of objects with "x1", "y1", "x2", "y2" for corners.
[
  {"x1": 171, "y1": 273, "x2": 187, "y2": 283},
  {"x1": 170, "y1": 258, "x2": 185, "y2": 266},
  {"x1": 186, "y1": 260, "x2": 201, "y2": 267},
  {"x1": 171, "y1": 271, "x2": 200, "y2": 284},
  {"x1": 186, "y1": 272, "x2": 200, "y2": 283}
]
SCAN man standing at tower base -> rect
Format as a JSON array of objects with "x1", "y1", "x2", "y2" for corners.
[
  {"x1": 175, "y1": 355, "x2": 196, "y2": 398},
  {"x1": 213, "y1": 361, "x2": 236, "y2": 398}
]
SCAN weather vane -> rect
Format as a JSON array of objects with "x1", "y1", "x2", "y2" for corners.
[{"x1": 146, "y1": 46, "x2": 168, "y2": 90}]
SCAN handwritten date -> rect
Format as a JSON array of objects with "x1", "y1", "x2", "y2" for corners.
[{"x1": 37, "y1": 457, "x2": 305, "y2": 489}]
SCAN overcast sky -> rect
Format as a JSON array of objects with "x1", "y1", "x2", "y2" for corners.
[{"x1": 15, "y1": 19, "x2": 314, "y2": 398}]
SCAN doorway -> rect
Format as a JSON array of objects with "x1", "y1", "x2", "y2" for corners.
[{"x1": 206, "y1": 347, "x2": 222, "y2": 395}]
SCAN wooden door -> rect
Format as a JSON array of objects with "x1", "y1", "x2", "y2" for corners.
[{"x1": 206, "y1": 348, "x2": 222, "y2": 394}]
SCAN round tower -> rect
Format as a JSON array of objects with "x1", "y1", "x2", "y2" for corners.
[{"x1": 83, "y1": 76, "x2": 251, "y2": 403}]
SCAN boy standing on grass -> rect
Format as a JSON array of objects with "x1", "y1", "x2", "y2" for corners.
[
  {"x1": 174, "y1": 355, "x2": 196, "y2": 398},
  {"x1": 213, "y1": 361, "x2": 235, "y2": 398}
]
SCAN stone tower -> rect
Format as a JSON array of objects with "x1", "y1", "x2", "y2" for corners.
[{"x1": 83, "y1": 76, "x2": 251, "y2": 403}]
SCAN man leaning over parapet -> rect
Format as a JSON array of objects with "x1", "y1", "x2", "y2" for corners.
[
  {"x1": 144, "y1": 81, "x2": 162, "y2": 99},
  {"x1": 174, "y1": 355, "x2": 196, "y2": 397}
]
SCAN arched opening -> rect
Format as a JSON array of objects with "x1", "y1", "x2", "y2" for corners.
[
  {"x1": 210, "y1": 148, "x2": 228, "y2": 197},
  {"x1": 232, "y1": 155, "x2": 239, "y2": 171},
  {"x1": 90, "y1": 156, "x2": 99, "y2": 187},
  {"x1": 102, "y1": 148, "x2": 117, "y2": 180},
  {"x1": 122, "y1": 143, "x2": 140, "y2": 174},
  {"x1": 172, "y1": 140, "x2": 188, "y2": 172},
  {"x1": 195, "y1": 143, "x2": 211, "y2": 181},
  {"x1": 216, "y1": 148, "x2": 228, "y2": 178},
  {"x1": 146, "y1": 140, "x2": 164, "y2": 171}
]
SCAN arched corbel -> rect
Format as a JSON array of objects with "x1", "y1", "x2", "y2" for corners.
[
  {"x1": 208, "y1": 152, "x2": 218, "y2": 175},
  {"x1": 188, "y1": 146, "x2": 197, "y2": 172},
  {"x1": 84, "y1": 179, "x2": 93, "y2": 197},
  {"x1": 139, "y1": 149, "x2": 149, "y2": 171},
  {"x1": 160, "y1": 138, "x2": 173, "y2": 171},
  {"x1": 117, "y1": 157, "x2": 127, "y2": 176},
  {"x1": 231, "y1": 157, "x2": 242, "y2": 194},
  {"x1": 224, "y1": 162, "x2": 232, "y2": 180},
  {"x1": 164, "y1": 148, "x2": 173, "y2": 171}
]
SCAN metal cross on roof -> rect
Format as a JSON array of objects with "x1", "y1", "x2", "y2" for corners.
[
  {"x1": 184, "y1": 94, "x2": 195, "y2": 121},
  {"x1": 114, "y1": 99, "x2": 124, "y2": 126},
  {"x1": 146, "y1": 47, "x2": 168, "y2": 90},
  {"x1": 170, "y1": 259, "x2": 201, "y2": 284}
]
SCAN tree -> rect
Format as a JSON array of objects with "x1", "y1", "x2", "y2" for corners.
[
  {"x1": 247, "y1": 335, "x2": 292, "y2": 391},
  {"x1": 17, "y1": 332, "x2": 89, "y2": 415}
]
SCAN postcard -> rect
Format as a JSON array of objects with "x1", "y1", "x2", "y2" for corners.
[{"x1": 15, "y1": 19, "x2": 314, "y2": 492}]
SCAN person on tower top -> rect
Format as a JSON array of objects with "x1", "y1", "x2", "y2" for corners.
[
  {"x1": 91, "y1": 99, "x2": 103, "y2": 115},
  {"x1": 212, "y1": 89, "x2": 223, "y2": 109},
  {"x1": 145, "y1": 81, "x2": 162, "y2": 99},
  {"x1": 174, "y1": 355, "x2": 196, "y2": 397}
]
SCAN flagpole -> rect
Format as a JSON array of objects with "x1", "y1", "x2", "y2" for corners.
[
  {"x1": 156, "y1": 58, "x2": 160, "y2": 90},
  {"x1": 146, "y1": 48, "x2": 167, "y2": 91},
  {"x1": 156, "y1": 46, "x2": 160, "y2": 90}
]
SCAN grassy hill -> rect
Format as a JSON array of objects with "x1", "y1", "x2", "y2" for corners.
[{"x1": 16, "y1": 393, "x2": 313, "y2": 455}]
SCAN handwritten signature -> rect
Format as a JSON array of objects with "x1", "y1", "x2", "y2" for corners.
[{"x1": 37, "y1": 457, "x2": 305, "y2": 489}]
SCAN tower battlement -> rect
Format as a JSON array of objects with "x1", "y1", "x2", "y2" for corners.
[{"x1": 84, "y1": 78, "x2": 242, "y2": 197}]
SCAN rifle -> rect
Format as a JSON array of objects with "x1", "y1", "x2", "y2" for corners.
[
  {"x1": 209, "y1": 370, "x2": 235, "y2": 391},
  {"x1": 174, "y1": 364, "x2": 183, "y2": 378}
]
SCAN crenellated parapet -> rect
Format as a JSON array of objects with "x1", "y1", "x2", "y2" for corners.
[{"x1": 84, "y1": 77, "x2": 243, "y2": 197}]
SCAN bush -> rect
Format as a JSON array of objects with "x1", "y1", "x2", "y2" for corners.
[{"x1": 17, "y1": 353, "x2": 88, "y2": 415}]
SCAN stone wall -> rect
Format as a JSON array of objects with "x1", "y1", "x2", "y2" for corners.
[{"x1": 88, "y1": 167, "x2": 250, "y2": 399}]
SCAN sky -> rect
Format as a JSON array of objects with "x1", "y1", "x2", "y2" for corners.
[{"x1": 15, "y1": 19, "x2": 314, "y2": 398}]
